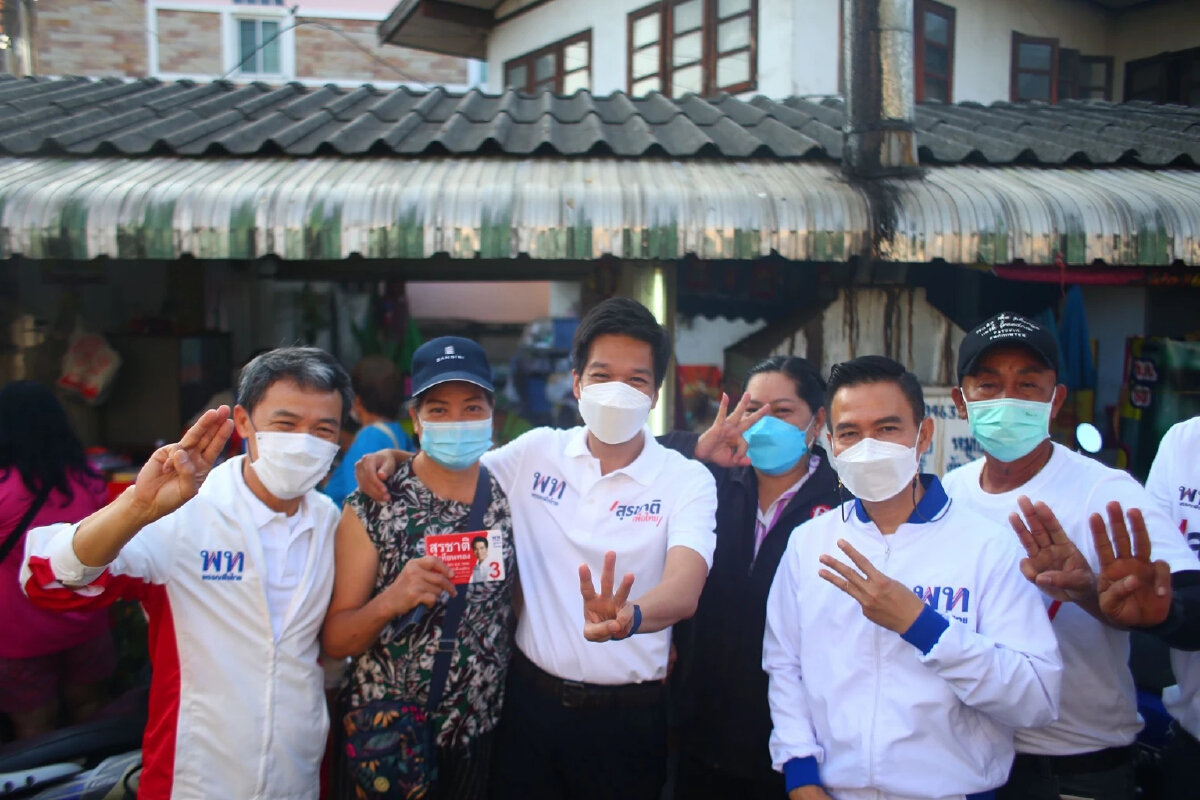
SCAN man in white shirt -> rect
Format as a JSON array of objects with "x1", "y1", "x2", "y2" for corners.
[
  {"x1": 355, "y1": 298, "x2": 718, "y2": 800},
  {"x1": 944, "y1": 313, "x2": 1200, "y2": 800},
  {"x1": 764, "y1": 355, "x2": 1061, "y2": 800},
  {"x1": 1145, "y1": 415, "x2": 1200, "y2": 799},
  {"x1": 21, "y1": 348, "x2": 350, "y2": 800}
]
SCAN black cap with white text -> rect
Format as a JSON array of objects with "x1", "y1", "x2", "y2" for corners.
[
  {"x1": 956, "y1": 312, "x2": 1061, "y2": 383},
  {"x1": 411, "y1": 336, "x2": 495, "y2": 396}
]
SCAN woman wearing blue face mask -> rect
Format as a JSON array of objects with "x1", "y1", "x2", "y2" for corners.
[
  {"x1": 323, "y1": 337, "x2": 515, "y2": 800},
  {"x1": 658, "y1": 355, "x2": 843, "y2": 800}
]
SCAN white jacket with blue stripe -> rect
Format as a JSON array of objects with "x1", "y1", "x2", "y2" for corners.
[{"x1": 763, "y1": 477, "x2": 1062, "y2": 800}]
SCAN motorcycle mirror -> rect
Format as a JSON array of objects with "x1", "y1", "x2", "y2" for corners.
[{"x1": 1076, "y1": 423, "x2": 1103, "y2": 454}]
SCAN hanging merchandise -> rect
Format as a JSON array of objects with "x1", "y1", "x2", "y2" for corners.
[{"x1": 57, "y1": 325, "x2": 121, "y2": 405}]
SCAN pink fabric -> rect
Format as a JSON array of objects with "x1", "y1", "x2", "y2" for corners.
[{"x1": 0, "y1": 469, "x2": 109, "y2": 658}]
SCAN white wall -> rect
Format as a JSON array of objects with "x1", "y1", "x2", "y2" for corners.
[
  {"x1": 675, "y1": 315, "x2": 767, "y2": 366},
  {"x1": 486, "y1": 0, "x2": 1197, "y2": 105},
  {"x1": 949, "y1": 0, "x2": 1110, "y2": 104},
  {"x1": 487, "y1": 0, "x2": 837, "y2": 97}
]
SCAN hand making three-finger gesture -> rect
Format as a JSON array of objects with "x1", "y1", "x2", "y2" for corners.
[
  {"x1": 579, "y1": 550, "x2": 638, "y2": 642},
  {"x1": 692, "y1": 392, "x2": 771, "y2": 468},
  {"x1": 818, "y1": 540, "x2": 926, "y2": 634},
  {"x1": 1090, "y1": 501, "x2": 1173, "y2": 628},
  {"x1": 131, "y1": 405, "x2": 236, "y2": 524}
]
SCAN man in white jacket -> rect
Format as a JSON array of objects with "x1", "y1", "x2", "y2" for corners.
[
  {"x1": 21, "y1": 348, "x2": 350, "y2": 800},
  {"x1": 764, "y1": 355, "x2": 1062, "y2": 800}
]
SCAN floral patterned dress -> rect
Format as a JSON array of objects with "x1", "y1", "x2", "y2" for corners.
[{"x1": 346, "y1": 460, "x2": 516, "y2": 750}]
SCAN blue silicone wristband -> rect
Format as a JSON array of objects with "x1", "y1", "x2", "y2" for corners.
[{"x1": 628, "y1": 604, "x2": 642, "y2": 636}]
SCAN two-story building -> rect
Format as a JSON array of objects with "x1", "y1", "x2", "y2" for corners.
[
  {"x1": 5, "y1": 0, "x2": 482, "y2": 89},
  {"x1": 382, "y1": 0, "x2": 1198, "y2": 105}
]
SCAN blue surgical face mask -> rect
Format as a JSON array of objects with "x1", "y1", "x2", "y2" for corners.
[
  {"x1": 745, "y1": 415, "x2": 812, "y2": 476},
  {"x1": 419, "y1": 418, "x2": 493, "y2": 471},
  {"x1": 965, "y1": 398, "x2": 1052, "y2": 463}
]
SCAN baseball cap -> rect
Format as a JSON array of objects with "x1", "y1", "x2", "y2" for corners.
[
  {"x1": 411, "y1": 336, "x2": 494, "y2": 396},
  {"x1": 956, "y1": 312, "x2": 1061, "y2": 383}
]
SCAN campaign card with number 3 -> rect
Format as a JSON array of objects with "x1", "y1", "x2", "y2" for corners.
[{"x1": 424, "y1": 530, "x2": 505, "y2": 585}]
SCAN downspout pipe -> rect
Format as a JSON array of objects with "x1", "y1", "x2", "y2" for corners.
[{"x1": 842, "y1": 0, "x2": 921, "y2": 178}]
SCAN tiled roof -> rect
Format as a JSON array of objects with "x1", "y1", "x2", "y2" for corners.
[{"x1": 1, "y1": 75, "x2": 1199, "y2": 166}]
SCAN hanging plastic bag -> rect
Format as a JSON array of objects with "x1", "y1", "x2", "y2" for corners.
[{"x1": 58, "y1": 327, "x2": 121, "y2": 405}]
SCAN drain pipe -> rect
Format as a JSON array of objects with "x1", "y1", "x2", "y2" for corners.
[{"x1": 842, "y1": 0, "x2": 920, "y2": 178}]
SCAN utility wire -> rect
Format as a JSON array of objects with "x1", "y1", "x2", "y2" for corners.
[{"x1": 220, "y1": 8, "x2": 432, "y2": 88}]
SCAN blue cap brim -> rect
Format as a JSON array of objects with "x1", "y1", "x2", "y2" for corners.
[{"x1": 412, "y1": 372, "x2": 495, "y2": 397}]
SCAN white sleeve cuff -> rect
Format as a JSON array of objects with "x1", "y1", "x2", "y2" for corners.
[
  {"x1": 666, "y1": 530, "x2": 717, "y2": 569},
  {"x1": 45, "y1": 524, "x2": 109, "y2": 587}
]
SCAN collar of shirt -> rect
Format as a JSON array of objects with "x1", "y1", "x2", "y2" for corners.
[
  {"x1": 236, "y1": 460, "x2": 313, "y2": 537},
  {"x1": 852, "y1": 473, "x2": 949, "y2": 526},
  {"x1": 563, "y1": 426, "x2": 668, "y2": 487},
  {"x1": 756, "y1": 455, "x2": 822, "y2": 525}
]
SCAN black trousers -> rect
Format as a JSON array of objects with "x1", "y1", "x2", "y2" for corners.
[
  {"x1": 671, "y1": 754, "x2": 784, "y2": 800},
  {"x1": 1163, "y1": 721, "x2": 1200, "y2": 800},
  {"x1": 492, "y1": 657, "x2": 668, "y2": 800}
]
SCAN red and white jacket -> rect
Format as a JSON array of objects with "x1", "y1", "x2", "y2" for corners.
[{"x1": 21, "y1": 457, "x2": 340, "y2": 800}]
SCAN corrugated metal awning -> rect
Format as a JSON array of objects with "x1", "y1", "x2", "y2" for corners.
[{"x1": 1, "y1": 158, "x2": 1197, "y2": 266}]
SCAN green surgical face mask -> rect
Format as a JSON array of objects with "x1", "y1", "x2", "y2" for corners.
[{"x1": 965, "y1": 398, "x2": 1052, "y2": 462}]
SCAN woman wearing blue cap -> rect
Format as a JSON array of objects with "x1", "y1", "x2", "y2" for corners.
[
  {"x1": 322, "y1": 336, "x2": 515, "y2": 800},
  {"x1": 659, "y1": 355, "x2": 843, "y2": 800}
]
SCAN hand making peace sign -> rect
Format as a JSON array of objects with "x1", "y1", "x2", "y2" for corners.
[{"x1": 579, "y1": 550, "x2": 637, "y2": 642}]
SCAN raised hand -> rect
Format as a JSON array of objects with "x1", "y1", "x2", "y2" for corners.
[
  {"x1": 354, "y1": 449, "x2": 411, "y2": 503},
  {"x1": 1091, "y1": 502, "x2": 1172, "y2": 628},
  {"x1": 819, "y1": 540, "x2": 926, "y2": 634},
  {"x1": 131, "y1": 406, "x2": 235, "y2": 523},
  {"x1": 693, "y1": 392, "x2": 771, "y2": 468},
  {"x1": 1009, "y1": 496, "x2": 1096, "y2": 604},
  {"x1": 579, "y1": 550, "x2": 637, "y2": 642}
]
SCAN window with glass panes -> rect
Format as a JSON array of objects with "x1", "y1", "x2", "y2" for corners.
[
  {"x1": 1011, "y1": 32, "x2": 1058, "y2": 103},
  {"x1": 1057, "y1": 50, "x2": 1113, "y2": 101},
  {"x1": 237, "y1": 18, "x2": 281, "y2": 75},
  {"x1": 504, "y1": 31, "x2": 591, "y2": 94},
  {"x1": 1124, "y1": 47, "x2": 1200, "y2": 106},
  {"x1": 914, "y1": 0, "x2": 954, "y2": 102},
  {"x1": 626, "y1": 0, "x2": 756, "y2": 97}
]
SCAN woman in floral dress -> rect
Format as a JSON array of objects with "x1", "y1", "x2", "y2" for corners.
[{"x1": 323, "y1": 337, "x2": 515, "y2": 800}]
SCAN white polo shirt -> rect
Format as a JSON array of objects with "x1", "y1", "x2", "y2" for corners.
[
  {"x1": 481, "y1": 426, "x2": 717, "y2": 685},
  {"x1": 1145, "y1": 417, "x2": 1200, "y2": 739},
  {"x1": 943, "y1": 443, "x2": 1198, "y2": 756}
]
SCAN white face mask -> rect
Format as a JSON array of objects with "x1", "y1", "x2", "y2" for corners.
[
  {"x1": 831, "y1": 434, "x2": 921, "y2": 503},
  {"x1": 250, "y1": 431, "x2": 340, "y2": 500},
  {"x1": 578, "y1": 381, "x2": 653, "y2": 445}
]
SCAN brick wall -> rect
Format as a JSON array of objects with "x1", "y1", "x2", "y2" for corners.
[
  {"x1": 156, "y1": 9, "x2": 221, "y2": 75},
  {"x1": 294, "y1": 17, "x2": 468, "y2": 84},
  {"x1": 36, "y1": 0, "x2": 147, "y2": 77}
]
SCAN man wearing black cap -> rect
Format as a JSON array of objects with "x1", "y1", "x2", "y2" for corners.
[{"x1": 944, "y1": 312, "x2": 1200, "y2": 800}]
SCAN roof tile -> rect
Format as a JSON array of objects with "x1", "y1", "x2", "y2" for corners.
[{"x1": 0, "y1": 77, "x2": 1194, "y2": 167}]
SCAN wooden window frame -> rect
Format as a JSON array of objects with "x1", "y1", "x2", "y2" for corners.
[
  {"x1": 1124, "y1": 46, "x2": 1200, "y2": 105},
  {"x1": 1011, "y1": 31, "x2": 1059, "y2": 104},
  {"x1": 1078, "y1": 55, "x2": 1113, "y2": 101},
  {"x1": 914, "y1": 0, "x2": 955, "y2": 103},
  {"x1": 626, "y1": 0, "x2": 757, "y2": 97},
  {"x1": 504, "y1": 30, "x2": 592, "y2": 94},
  {"x1": 627, "y1": 2, "x2": 665, "y2": 95}
]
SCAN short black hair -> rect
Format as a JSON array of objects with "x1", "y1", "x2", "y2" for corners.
[
  {"x1": 572, "y1": 298, "x2": 673, "y2": 388},
  {"x1": 746, "y1": 356, "x2": 826, "y2": 416},
  {"x1": 352, "y1": 356, "x2": 404, "y2": 419},
  {"x1": 238, "y1": 347, "x2": 353, "y2": 422},
  {"x1": 825, "y1": 356, "x2": 925, "y2": 429},
  {"x1": 472, "y1": 536, "x2": 488, "y2": 548}
]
